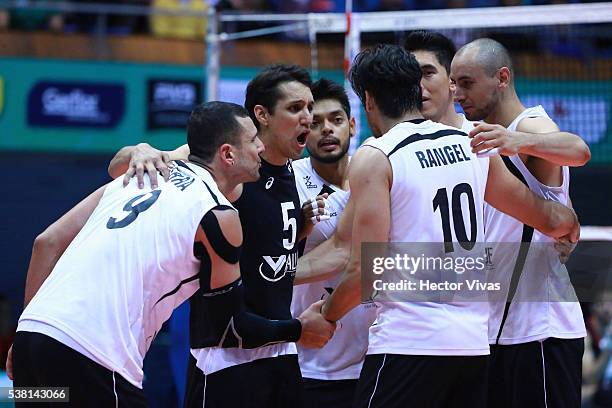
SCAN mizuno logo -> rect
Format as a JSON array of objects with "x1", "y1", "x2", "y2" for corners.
[{"x1": 303, "y1": 175, "x2": 318, "y2": 189}]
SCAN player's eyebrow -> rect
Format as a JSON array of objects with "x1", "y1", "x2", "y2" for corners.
[
  {"x1": 420, "y1": 63, "x2": 438, "y2": 71},
  {"x1": 313, "y1": 109, "x2": 344, "y2": 119}
]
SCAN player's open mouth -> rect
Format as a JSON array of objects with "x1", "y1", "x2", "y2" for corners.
[{"x1": 297, "y1": 130, "x2": 309, "y2": 147}]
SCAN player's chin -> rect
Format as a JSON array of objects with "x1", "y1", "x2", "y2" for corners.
[{"x1": 290, "y1": 145, "x2": 306, "y2": 159}]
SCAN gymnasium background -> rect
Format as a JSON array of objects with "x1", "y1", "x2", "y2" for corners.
[{"x1": 0, "y1": 1, "x2": 611, "y2": 406}]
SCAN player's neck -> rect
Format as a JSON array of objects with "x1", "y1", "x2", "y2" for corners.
[
  {"x1": 485, "y1": 89, "x2": 525, "y2": 127},
  {"x1": 258, "y1": 131, "x2": 289, "y2": 166},
  {"x1": 201, "y1": 163, "x2": 238, "y2": 198},
  {"x1": 438, "y1": 102, "x2": 464, "y2": 128},
  {"x1": 379, "y1": 111, "x2": 423, "y2": 134},
  {"x1": 310, "y1": 155, "x2": 350, "y2": 190}
]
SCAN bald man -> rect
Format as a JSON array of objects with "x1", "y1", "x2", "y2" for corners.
[{"x1": 451, "y1": 38, "x2": 590, "y2": 408}]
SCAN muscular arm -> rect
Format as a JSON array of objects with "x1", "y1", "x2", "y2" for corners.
[
  {"x1": 196, "y1": 209, "x2": 333, "y2": 348},
  {"x1": 470, "y1": 117, "x2": 590, "y2": 170},
  {"x1": 24, "y1": 185, "x2": 107, "y2": 308},
  {"x1": 294, "y1": 197, "x2": 354, "y2": 285},
  {"x1": 485, "y1": 155, "x2": 579, "y2": 242},
  {"x1": 516, "y1": 117, "x2": 590, "y2": 167},
  {"x1": 321, "y1": 147, "x2": 391, "y2": 322}
]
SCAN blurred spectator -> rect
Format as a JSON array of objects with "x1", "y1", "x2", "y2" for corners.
[
  {"x1": 150, "y1": 0, "x2": 208, "y2": 40},
  {"x1": 0, "y1": 0, "x2": 64, "y2": 32},
  {"x1": 216, "y1": 0, "x2": 269, "y2": 11},
  {"x1": 64, "y1": 0, "x2": 147, "y2": 35}
]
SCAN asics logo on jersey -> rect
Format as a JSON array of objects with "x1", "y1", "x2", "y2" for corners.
[
  {"x1": 259, "y1": 253, "x2": 297, "y2": 282},
  {"x1": 265, "y1": 177, "x2": 274, "y2": 189},
  {"x1": 303, "y1": 175, "x2": 318, "y2": 189}
]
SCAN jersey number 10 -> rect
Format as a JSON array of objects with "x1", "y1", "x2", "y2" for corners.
[{"x1": 432, "y1": 183, "x2": 477, "y2": 253}]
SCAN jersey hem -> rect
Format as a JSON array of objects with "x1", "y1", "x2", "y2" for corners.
[
  {"x1": 366, "y1": 346, "x2": 490, "y2": 356},
  {"x1": 18, "y1": 316, "x2": 143, "y2": 388}
]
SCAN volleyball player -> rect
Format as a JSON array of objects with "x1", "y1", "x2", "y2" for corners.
[
  {"x1": 291, "y1": 78, "x2": 377, "y2": 408},
  {"x1": 404, "y1": 30, "x2": 474, "y2": 132},
  {"x1": 451, "y1": 38, "x2": 590, "y2": 408}
]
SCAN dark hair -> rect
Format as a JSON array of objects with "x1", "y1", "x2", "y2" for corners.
[
  {"x1": 244, "y1": 64, "x2": 312, "y2": 129},
  {"x1": 349, "y1": 44, "x2": 422, "y2": 118},
  {"x1": 404, "y1": 30, "x2": 456, "y2": 74},
  {"x1": 187, "y1": 101, "x2": 249, "y2": 163},
  {"x1": 311, "y1": 78, "x2": 351, "y2": 118}
]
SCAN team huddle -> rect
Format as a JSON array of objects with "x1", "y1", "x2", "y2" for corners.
[{"x1": 8, "y1": 31, "x2": 591, "y2": 408}]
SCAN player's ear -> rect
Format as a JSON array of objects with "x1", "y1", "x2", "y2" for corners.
[
  {"x1": 349, "y1": 116, "x2": 356, "y2": 138},
  {"x1": 497, "y1": 67, "x2": 511, "y2": 89},
  {"x1": 219, "y1": 144, "x2": 234, "y2": 166},
  {"x1": 253, "y1": 105, "x2": 269, "y2": 128},
  {"x1": 364, "y1": 91, "x2": 375, "y2": 113}
]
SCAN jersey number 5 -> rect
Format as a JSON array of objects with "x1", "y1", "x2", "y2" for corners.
[
  {"x1": 281, "y1": 201, "x2": 297, "y2": 250},
  {"x1": 107, "y1": 190, "x2": 162, "y2": 229},
  {"x1": 432, "y1": 183, "x2": 477, "y2": 253}
]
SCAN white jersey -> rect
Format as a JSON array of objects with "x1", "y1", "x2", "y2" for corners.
[
  {"x1": 486, "y1": 106, "x2": 586, "y2": 344},
  {"x1": 18, "y1": 161, "x2": 230, "y2": 388},
  {"x1": 290, "y1": 158, "x2": 377, "y2": 380},
  {"x1": 364, "y1": 119, "x2": 491, "y2": 356},
  {"x1": 459, "y1": 113, "x2": 477, "y2": 133}
]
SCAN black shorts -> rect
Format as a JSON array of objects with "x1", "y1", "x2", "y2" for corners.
[
  {"x1": 301, "y1": 377, "x2": 357, "y2": 408},
  {"x1": 12, "y1": 331, "x2": 146, "y2": 408},
  {"x1": 353, "y1": 353, "x2": 488, "y2": 408},
  {"x1": 184, "y1": 353, "x2": 303, "y2": 408},
  {"x1": 488, "y1": 337, "x2": 584, "y2": 408}
]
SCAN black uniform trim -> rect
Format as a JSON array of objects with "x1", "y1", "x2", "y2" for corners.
[
  {"x1": 387, "y1": 129, "x2": 468, "y2": 157},
  {"x1": 494, "y1": 156, "x2": 535, "y2": 344},
  {"x1": 154, "y1": 273, "x2": 200, "y2": 306},
  {"x1": 319, "y1": 184, "x2": 336, "y2": 196}
]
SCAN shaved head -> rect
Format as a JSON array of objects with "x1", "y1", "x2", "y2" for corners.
[{"x1": 455, "y1": 38, "x2": 513, "y2": 78}]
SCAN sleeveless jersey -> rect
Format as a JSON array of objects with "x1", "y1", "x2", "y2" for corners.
[
  {"x1": 364, "y1": 119, "x2": 491, "y2": 356},
  {"x1": 460, "y1": 113, "x2": 477, "y2": 133},
  {"x1": 192, "y1": 158, "x2": 302, "y2": 374},
  {"x1": 291, "y1": 158, "x2": 377, "y2": 380},
  {"x1": 18, "y1": 161, "x2": 230, "y2": 388},
  {"x1": 486, "y1": 106, "x2": 586, "y2": 344}
]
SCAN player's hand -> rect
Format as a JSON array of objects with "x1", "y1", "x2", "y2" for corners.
[
  {"x1": 469, "y1": 123, "x2": 524, "y2": 156},
  {"x1": 6, "y1": 344, "x2": 13, "y2": 380},
  {"x1": 555, "y1": 207, "x2": 580, "y2": 244},
  {"x1": 555, "y1": 239, "x2": 577, "y2": 264},
  {"x1": 297, "y1": 300, "x2": 336, "y2": 348},
  {"x1": 123, "y1": 143, "x2": 171, "y2": 189},
  {"x1": 303, "y1": 193, "x2": 331, "y2": 224}
]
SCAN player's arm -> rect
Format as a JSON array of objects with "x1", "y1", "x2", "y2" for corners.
[
  {"x1": 6, "y1": 184, "x2": 107, "y2": 380},
  {"x1": 470, "y1": 118, "x2": 590, "y2": 166},
  {"x1": 321, "y1": 147, "x2": 391, "y2": 322},
  {"x1": 24, "y1": 185, "x2": 107, "y2": 308},
  {"x1": 485, "y1": 155, "x2": 579, "y2": 242},
  {"x1": 108, "y1": 143, "x2": 190, "y2": 188},
  {"x1": 196, "y1": 208, "x2": 334, "y2": 349},
  {"x1": 294, "y1": 196, "x2": 354, "y2": 285}
]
